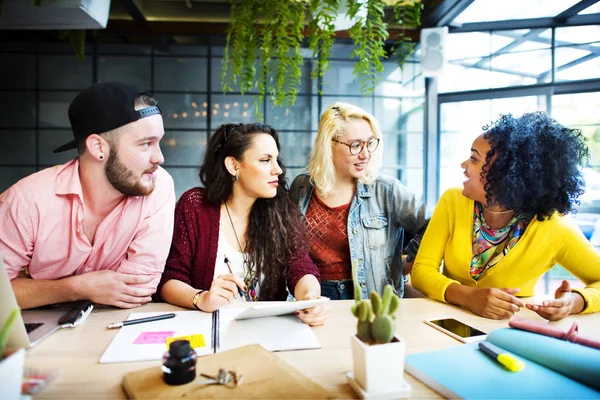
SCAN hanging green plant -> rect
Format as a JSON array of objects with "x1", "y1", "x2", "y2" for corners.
[
  {"x1": 308, "y1": 0, "x2": 340, "y2": 92},
  {"x1": 222, "y1": 0, "x2": 423, "y2": 114},
  {"x1": 391, "y1": 0, "x2": 423, "y2": 70},
  {"x1": 348, "y1": 0, "x2": 388, "y2": 95},
  {"x1": 221, "y1": 0, "x2": 306, "y2": 118}
]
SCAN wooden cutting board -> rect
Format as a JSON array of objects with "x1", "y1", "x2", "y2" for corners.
[{"x1": 122, "y1": 344, "x2": 336, "y2": 399}]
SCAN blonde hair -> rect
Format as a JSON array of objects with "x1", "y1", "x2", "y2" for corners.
[{"x1": 307, "y1": 102, "x2": 383, "y2": 197}]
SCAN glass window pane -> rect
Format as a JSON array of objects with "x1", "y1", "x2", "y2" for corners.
[
  {"x1": 210, "y1": 95, "x2": 257, "y2": 129},
  {"x1": 0, "y1": 54, "x2": 36, "y2": 89},
  {"x1": 375, "y1": 61, "x2": 424, "y2": 97},
  {"x1": 439, "y1": 97, "x2": 544, "y2": 195},
  {"x1": 381, "y1": 167, "x2": 423, "y2": 199},
  {"x1": 98, "y1": 56, "x2": 151, "y2": 90},
  {"x1": 39, "y1": 55, "x2": 93, "y2": 90},
  {"x1": 39, "y1": 129, "x2": 78, "y2": 165},
  {"x1": 491, "y1": 49, "x2": 551, "y2": 85},
  {"x1": 555, "y1": 26, "x2": 600, "y2": 82},
  {"x1": 155, "y1": 57, "x2": 207, "y2": 92},
  {"x1": 97, "y1": 43, "x2": 152, "y2": 55},
  {"x1": 374, "y1": 98, "x2": 423, "y2": 133},
  {"x1": 454, "y1": 0, "x2": 581, "y2": 24},
  {"x1": 439, "y1": 32, "x2": 492, "y2": 93},
  {"x1": 552, "y1": 92, "x2": 600, "y2": 206},
  {"x1": 579, "y1": 3, "x2": 600, "y2": 14},
  {"x1": 161, "y1": 130, "x2": 207, "y2": 167},
  {"x1": 266, "y1": 96, "x2": 313, "y2": 131},
  {"x1": 322, "y1": 61, "x2": 360, "y2": 95},
  {"x1": 0, "y1": 42, "x2": 36, "y2": 52},
  {"x1": 39, "y1": 42, "x2": 92, "y2": 55},
  {"x1": 211, "y1": 57, "x2": 260, "y2": 94},
  {"x1": 0, "y1": 167, "x2": 36, "y2": 193},
  {"x1": 163, "y1": 167, "x2": 200, "y2": 199},
  {"x1": 211, "y1": 58, "x2": 315, "y2": 95},
  {"x1": 154, "y1": 43, "x2": 208, "y2": 56},
  {"x1": 286, "y1": 167, "x2": 308, "y2": 185},
  {"x1": 0, "y1": 91, "x2": 36, "y2": 128},
  {"x1": 321, "y1": 96, "x2": 373, "y2": 115},
  {"x1": 0, "y1": 130, "x2": 35, "y2": 165},
  {"x1": 160, "y1": 94, "x2": 208, "y2": 130},
  {"x1": 39, "y1": 91, "x2": 78, "y2": 128},
  {"x1": 278, "y1": 131, "x2": 312, "y2": 168}
]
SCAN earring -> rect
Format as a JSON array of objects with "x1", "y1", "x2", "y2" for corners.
[
  {"x1": 99, "y1": 155, "x2": 104, "y2": 160},
  {"x1": 233, "y1": 171, "x2": 239, "y2": 181}
]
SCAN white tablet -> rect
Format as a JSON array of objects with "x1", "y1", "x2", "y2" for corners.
[{"x1": 231, "y1": 298, "x2": 330, "y2": 320}]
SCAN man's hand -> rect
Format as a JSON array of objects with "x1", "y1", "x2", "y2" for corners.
[
  {"x1": 72, "y1": 270, "x2": 155, "y2": 308},
  {"x1": 526, "y1": 280, "x2": 585, "y2": 321}
]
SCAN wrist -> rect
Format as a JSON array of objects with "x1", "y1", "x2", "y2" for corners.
[
  {"x1": 191, "y1": 290, "x2": 206, "y2": 311},
  {"x1": 65, "y1": 275, "x2": 85, "y2": 302},
  {"x1": 568, "y1": 291, "x2": 586, "y2": 315},
  {"x1": 445, "y1": 283, "x2": 470, "y2": 307}
]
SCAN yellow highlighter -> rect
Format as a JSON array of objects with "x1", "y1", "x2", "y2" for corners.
[{"x1": 478, "y1": 341, "x2": 525, "y2": 372}]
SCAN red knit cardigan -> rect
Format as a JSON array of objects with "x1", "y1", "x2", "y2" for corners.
[{"x1": 154, "y1": 187, "x2": 319, "y2": 301}]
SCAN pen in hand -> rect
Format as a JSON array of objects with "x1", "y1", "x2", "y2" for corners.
[
  {"x1": 107, "y1": 313, "x2": 176, "y2": 329},
  {"x1": 223, "y1": 254, "x2": 246, "y2": 301}
]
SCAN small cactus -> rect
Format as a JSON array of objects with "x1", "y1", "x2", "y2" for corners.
[{"x1": 351, "y1": 262, "x2": 399, "y2": 345}]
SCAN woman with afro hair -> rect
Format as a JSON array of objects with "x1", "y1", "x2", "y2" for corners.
[{"x1": 412, "y1": 112, "x2": 600, "y2": 320}]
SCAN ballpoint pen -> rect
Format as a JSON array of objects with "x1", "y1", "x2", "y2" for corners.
[
  {"x1": 223, "y1": 254, "x2": 246, "y2": 300},
  {"x1": 479, "y1": 341, "x2": 525, "y2": 372},
  {"x1": 107, "y1": 313, "x2": 176, "y2": 329}
]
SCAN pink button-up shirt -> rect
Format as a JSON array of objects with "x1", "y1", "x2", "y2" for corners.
[{"x1": 0, "y1": 159, "x2": 175, "y2": 292}]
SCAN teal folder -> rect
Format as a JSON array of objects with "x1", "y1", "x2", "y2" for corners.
[{"x1": 406, "y1": 328, "x2": 600, "y2": 399}]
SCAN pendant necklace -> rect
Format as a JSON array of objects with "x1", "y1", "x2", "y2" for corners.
[{"x1": 224, "y1": 202, "x2": 258, "y2": 301}]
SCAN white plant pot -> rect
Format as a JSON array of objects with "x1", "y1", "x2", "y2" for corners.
[
  {"x1": 351, "y1": 334, "x2": 406, "y2": 393},
  {"x1": 0, "y1": 348, "x2": 25, "y2": 399}
]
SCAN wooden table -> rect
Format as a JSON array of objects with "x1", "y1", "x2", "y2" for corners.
[{"x1": 26, "y1": 298, "x2": 600, "y2": 399}]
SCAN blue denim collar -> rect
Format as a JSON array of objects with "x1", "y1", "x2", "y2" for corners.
[{"x1": 356, "y1": 180, "x2": 373, "y2": 198}]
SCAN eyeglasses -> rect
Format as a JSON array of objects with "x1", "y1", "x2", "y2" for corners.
[{"x1": 332, "y1": 136, "x2": 380, "y2": 155}]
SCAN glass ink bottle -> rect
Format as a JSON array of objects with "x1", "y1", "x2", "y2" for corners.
[{"x1": 162, "y1": 339, "x2": 197, "y2": 385}]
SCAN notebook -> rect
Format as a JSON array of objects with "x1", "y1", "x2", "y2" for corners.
[
  {"x1": 0, "y1": 256, "x2": 94, "y2": 349},
  {"x1": 122, "y1": 344, "x2": 335, "y2": 399},
  {"x1": 99, "y1": 306, "x2": 321, "y2": 363},
  {"x1": 405, "y1": 327, "x2": 600, "y2": 399}
]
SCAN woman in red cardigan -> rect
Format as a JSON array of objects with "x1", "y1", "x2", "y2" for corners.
[{"x1": 156, "y1": 123, "x2": 328, "y2": 325}]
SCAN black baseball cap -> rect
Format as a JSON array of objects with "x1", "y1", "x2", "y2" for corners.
[{"x1": 53, "y1": 81, "x2": 162, "y2": 153}]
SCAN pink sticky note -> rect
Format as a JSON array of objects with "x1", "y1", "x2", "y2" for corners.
[{"x1": 133, "y1": 331, "x2": 175, "y2": 345}]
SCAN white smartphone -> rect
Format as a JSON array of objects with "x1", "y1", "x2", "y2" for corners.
[{"x1": 424, "y1": 317, "x2": 487, "y2": 343}]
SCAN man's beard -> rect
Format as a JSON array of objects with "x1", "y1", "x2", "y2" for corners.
[{"x1": 105, "y1": 148, "x2": 157, "y2": 197}]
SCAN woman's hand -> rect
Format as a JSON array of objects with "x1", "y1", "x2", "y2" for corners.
[
  {"x1": 526, "y1": 280, "x2": 585, "y2": 321},
  {"x1": 295, "y1": 293, "x2": 330, "y2": 326},
  {"x1": 199, "y1": 274, "x2": 246, "y2": 312},
  {"x1": 446, "y1": 284, "x2": 524, "y2": 320}
]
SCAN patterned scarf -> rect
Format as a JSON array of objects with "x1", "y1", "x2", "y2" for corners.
[{"x1": 470, "y1": 202, "x2": 530, "y2": 280}]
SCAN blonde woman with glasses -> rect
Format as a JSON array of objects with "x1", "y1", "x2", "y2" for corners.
[{"x1": 290, "y1": 103, "x2": 428, "y2": 300}]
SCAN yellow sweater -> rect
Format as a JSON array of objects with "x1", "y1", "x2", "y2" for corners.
[{"x1": 412, "y1": 188, "x2": 600, "y2": 313}]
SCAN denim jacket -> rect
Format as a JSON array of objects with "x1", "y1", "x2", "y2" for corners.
[{"x1": 290, "y1": 173, "x2": 428, "y2": 299}]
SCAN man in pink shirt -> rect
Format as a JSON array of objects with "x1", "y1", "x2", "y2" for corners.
[{"x1": 0, "y1": 82, "x2": 175, "y2": 309}]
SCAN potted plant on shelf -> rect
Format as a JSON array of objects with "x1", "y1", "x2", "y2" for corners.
[
  {"x1": 0, "y1": 309, "x2": 26, "y2": 398},
  {"x1": 349, "y1": 282, "x2": 410, "y2": 396}
]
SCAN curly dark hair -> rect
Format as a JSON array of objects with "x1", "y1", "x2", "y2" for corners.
[
  {"x1": 482, "y1": 112, "x2": 589, "y2": 221},
  {"x1": 199, "y1": 123, "x2": 305, "y2": 299}
]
